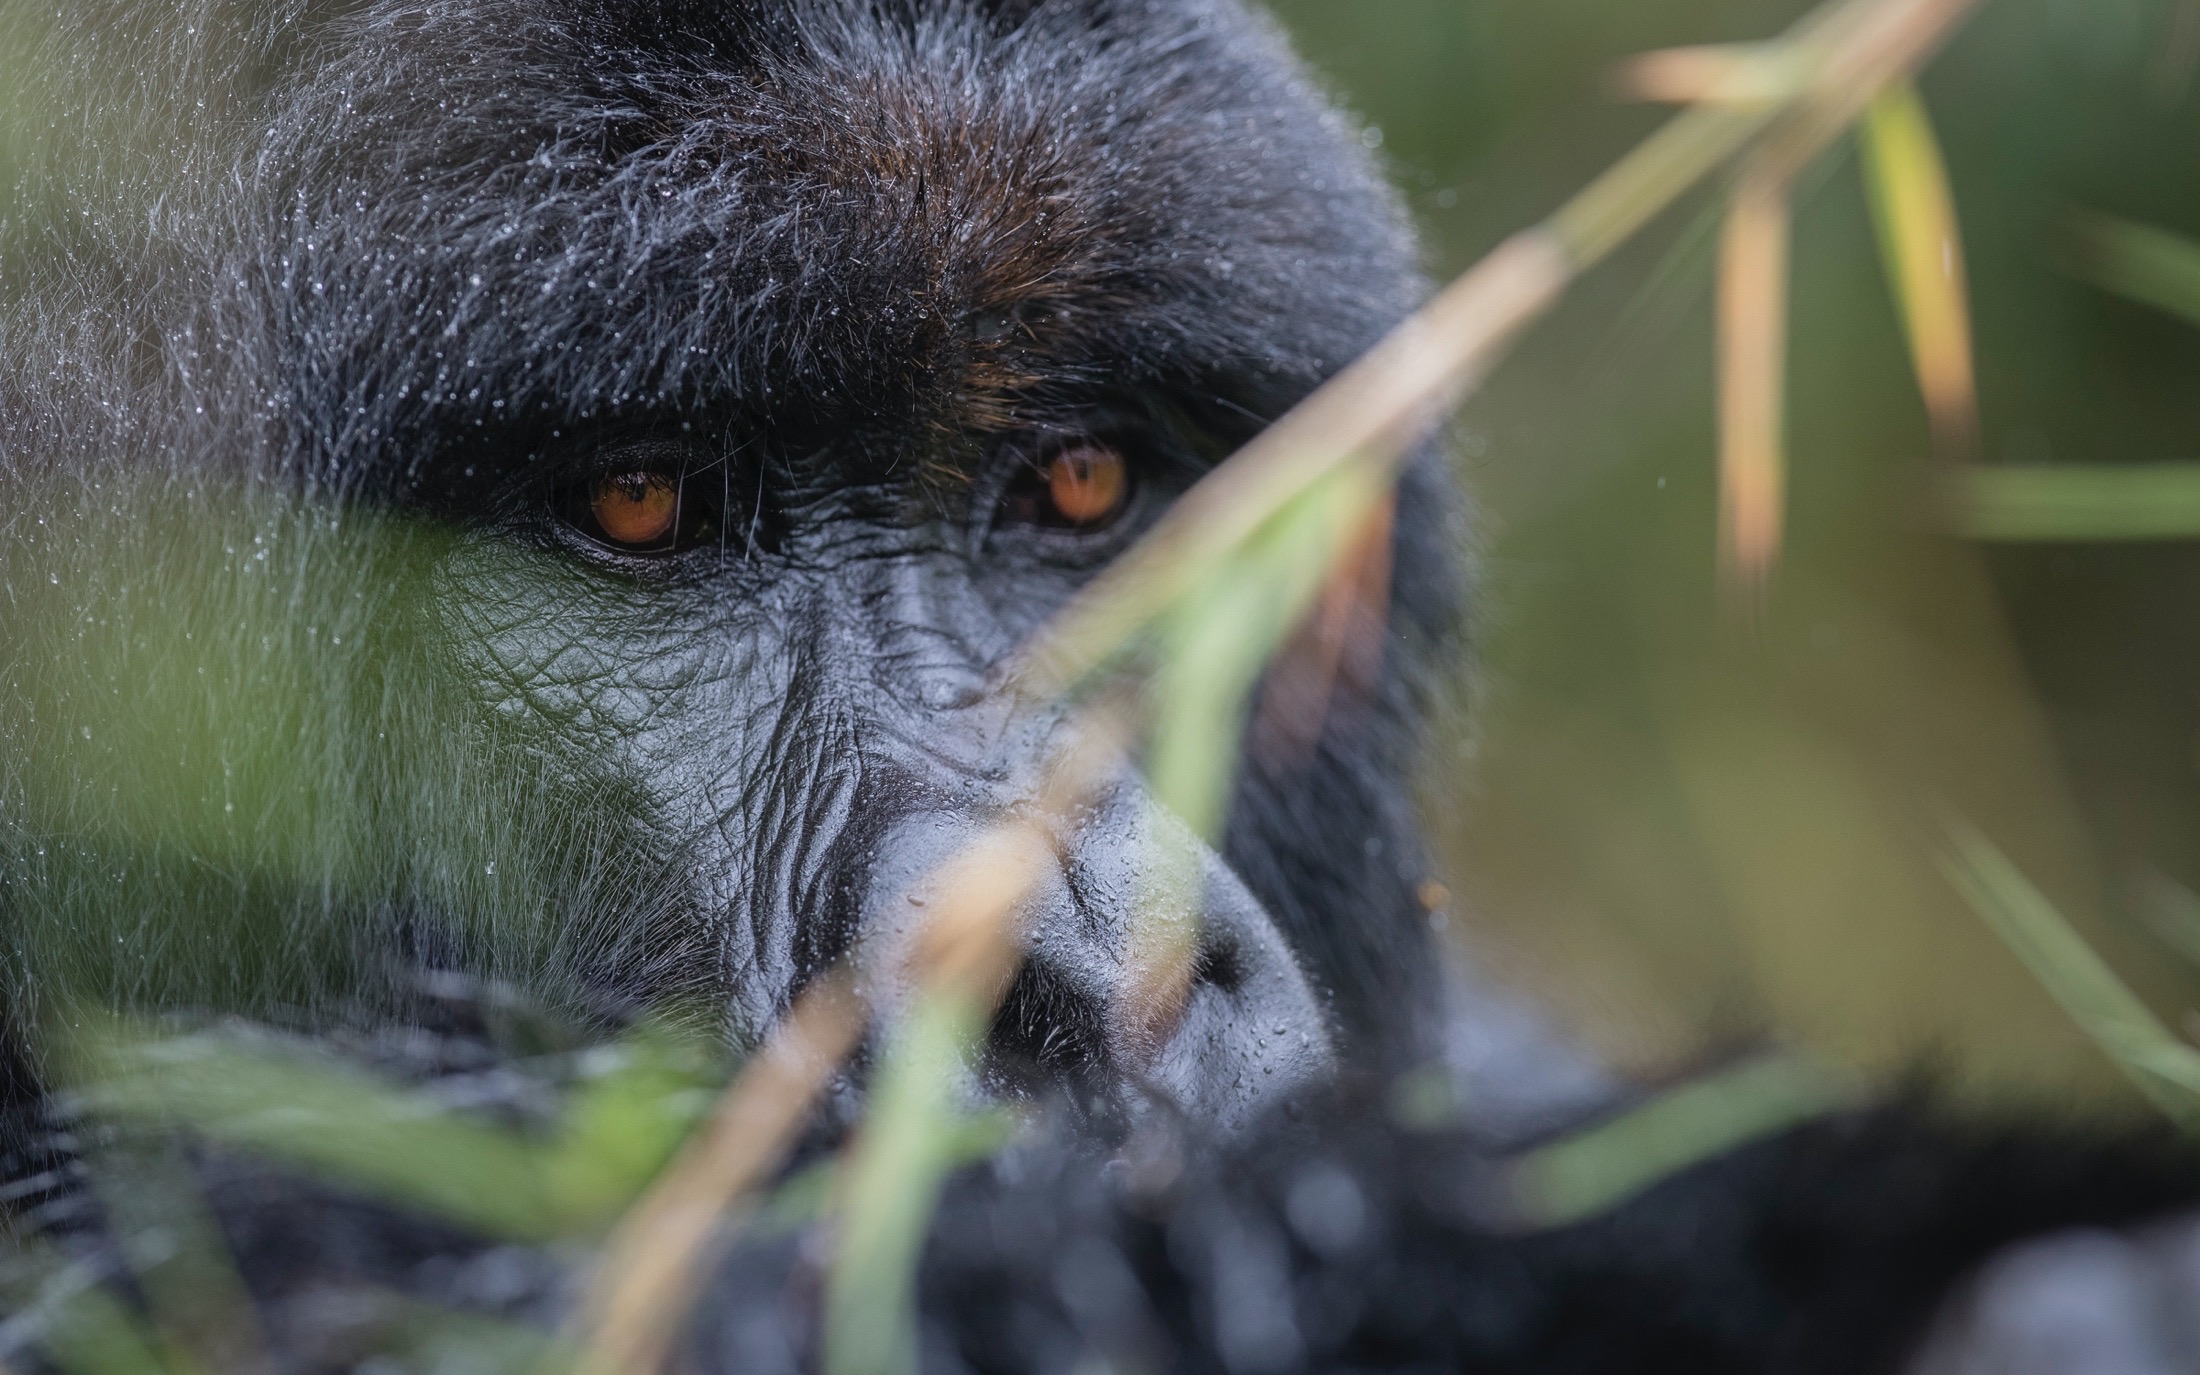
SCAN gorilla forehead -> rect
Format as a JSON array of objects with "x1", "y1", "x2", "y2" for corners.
[{"x1": 249, "y1": 0, "x2": 1422, "y2": 491}]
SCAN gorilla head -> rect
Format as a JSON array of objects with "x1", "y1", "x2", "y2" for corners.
[{"x1": 0, "y1": 0, "x2": 1459, "y2": 1129}]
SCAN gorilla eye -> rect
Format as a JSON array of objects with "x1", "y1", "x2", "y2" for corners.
[
  {"x1": 1001, "y1": 443, "x2": 1134, "y2": 531},
  {"x1": 591, "y1": 472, "x2": 680, "y2": 547},
  {"x1": 555, "y1": 449, "x2": 726, "y2": 556}
]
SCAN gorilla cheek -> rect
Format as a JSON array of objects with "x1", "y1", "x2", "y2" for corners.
[{"x1": 419, "y1": 550, "x2": 794, "y2": 1000}]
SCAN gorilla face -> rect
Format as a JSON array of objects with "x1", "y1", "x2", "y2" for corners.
[{"x1": 0, "y1": 0, "x2": 1456, "y2": 1127}]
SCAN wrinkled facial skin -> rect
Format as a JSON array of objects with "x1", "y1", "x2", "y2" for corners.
[{"x1": 0, "y1": 0, "x2": 1462, "y2": 1126}]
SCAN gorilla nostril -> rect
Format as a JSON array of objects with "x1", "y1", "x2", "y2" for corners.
[
  {"x1": 1190, "y1": 933, "x2": 1247, "y2": 995},
  {"x1": 983, "y1": 959, "x2": 1112, "y2": 1095}
]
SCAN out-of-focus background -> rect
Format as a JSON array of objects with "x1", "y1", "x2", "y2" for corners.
[{"x1": 1263, "y1": 0, "x2": 2200, "y2": 1108}]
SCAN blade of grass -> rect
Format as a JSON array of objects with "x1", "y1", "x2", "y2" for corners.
[
  {"x1": 1511, "y1": 1055, "x2": 1853, "y2": 1228},
  {"x1": 1939, "y1": 818, "x2": 2200, "y2": 1127},
  {"x1": 1616, "y1": 44, "x2": 1804, "y2": 107},
  {"x1": 1616, "y1": 0, "x2": 1881, "y2": 107},
  {"x1": 575, "y1": 971, "x2": 866, "y2": 1375},
  {"x1": 2066, "y1": 211, "x2": 2200, "y2": 327},
  {"x1": 823, "y1": 996, "x2": 983, "y2": 1375},
  {"x1": 1249, "y1": 491, "x2": 1397, "y2": 762},
  {"x1": 1861, "y1": 79, "x2": 1979, "y2": 459},
  {"x1": 90, "y1": 1145, "x2": 269, "y2": 1375},
  {"x1": 70, "y1": 1022, "x2": 566, "y2": 1242},
  {"x1": 1147, "y1": 466, "x2": 1392, "y2": 842},
  {"x1": 1011, "y1": 228, "x2": 1574, "y2": 702},
  {"x1": 36, "y1": 1293, "x2": 173, "y2": 1375},
  {"x1": 1718, "y1": 166, "x2": 1795, "y2": 601},
  {"x1": 68, "y1": 1016, "x2": 716, "y2": 1256},
  {"x1": 579, "y1": 782, "x2": 1081, "y2": 1374},
  {"x1": 1130, "y1": 468, "x2": 1397, "y2": 1051},
  {"x1": 2131, "y1": 867, "x2": 2200, "y2": 970},
  {"x1": 820, "y1": 813, "x2": 1073, "y2": 1375},
  {"x1": 2, "y1": 1252, "x2": 174, "y2": 1375},
  {"x1": 818, "y1": 1017, "x2": 1020, "y2": 1375},
  {"x1": 1949, "y1": 463, "x2": 2200, "y2": 541},
  {"x1": 539, "y1": 1031, "x2": 719, "y2": 1226}
]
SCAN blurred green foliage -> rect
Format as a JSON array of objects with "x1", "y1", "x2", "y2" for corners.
[
  {"x1": 72, "y1": 1018, "x2": 716, "y2": 1241},
  {"x1": 1267, "y1": 0, "x2": 2200, "y2": 1106},
  {"x1": 1512, "y1": 1052, "x2": 1855, "y2": 1225},
  {"x1": 1941, "y1": 817, "x2": 2200, "y2": 1122}
]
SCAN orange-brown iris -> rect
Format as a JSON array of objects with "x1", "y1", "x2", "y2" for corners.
[
  {"x1": 590, "y1": 472, "x2": 680, "y2": 547},
  {"x1": 1045, "y1": 445, "x2": 1128, "y2": 526}
]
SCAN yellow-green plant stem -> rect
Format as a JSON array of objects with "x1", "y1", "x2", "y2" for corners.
[{"x1": 824, "y1": 994, "x2": 987, "y2": 1375}]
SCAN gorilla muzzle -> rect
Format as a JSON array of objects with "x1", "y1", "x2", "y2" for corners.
[{"x1": 850, "y1": 777, "x2": 1336, "y2": 1131}]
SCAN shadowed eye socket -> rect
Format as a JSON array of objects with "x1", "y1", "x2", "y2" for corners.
[
  {"x1": 998, "y1": 442, "x2": 1135, "y2": 532},
  {"x1": 555, "y1": 448, "x2": 725, "y2": 555}
]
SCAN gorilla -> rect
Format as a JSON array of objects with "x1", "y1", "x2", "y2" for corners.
[
  {"x1": 0, "y1": 1, "x2": 2196, "y2": 1372},
  {"x1": 0, "y1": 0, "x2": 1454, "y2": 1117}
]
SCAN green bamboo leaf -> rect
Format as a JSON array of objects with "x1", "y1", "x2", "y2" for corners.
[
  {"x1": 2133, "y1": 868, "x2": 2200, "y2": 970},
  {"x1": 1860, "y1": 78, "x2": 1977, "y2": 453},
  {"x1": 2066, "y1": 211, "x2": 2200, "y2": 328},
  {"x1": 1939, "y1": 818, "x2": 2200, "y2": 1128},
  {"x1": 35, "y1": 1288, "x2": 177, "y2": 1375},
  {"x1": 1145, "y1": 465, "x2": 1390, "y2": 841},
  {"x1": 65, "y1": 1018, "x2": 730, "y2": 1248},
  {"x1": 69, "y1": 1020, "x2": 564, "y2": 1241},
  {"x1": 0, "y1": 1240, "x2": 176, "y2": 1375},
  {"x1": 540, "y1": 1032, "x2": 718, "y2": 1227},
  {"x1": 1511, "y1": 1055, "x2": 1851, "y2": 1228},
  {"x1": 824, "y1": 994, "x2": 987, "y2": 1375},
  {"x1": 1950, "y1": 463, "x2": 2200, "y2": 541},
  {"x1": 91, "y1": 1145, "x2": 268, "y2": 1373}
]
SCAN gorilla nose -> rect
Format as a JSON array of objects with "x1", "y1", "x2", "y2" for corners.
[{"x1": 855, "y1": 791, "x2": 1335, "y2": 1131}]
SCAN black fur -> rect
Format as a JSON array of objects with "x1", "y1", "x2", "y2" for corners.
[
  {"x1": 788, "y1": 1106, "x2": 2199, "y2": 1375},
  {"x1": 24, "y1": 1055, "x2": 2197, "y2": 1375}
]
